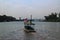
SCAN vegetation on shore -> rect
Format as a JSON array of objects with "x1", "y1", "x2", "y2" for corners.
[
  {"x1": 44, "y1": 12, "x2": 60, "y2": 22},
  {"x1": 0, "y1": 12, "x2": 60, "y2": 22},
  {"x1": 0, "y1": 15, "x2": 16, "y2": 22}
]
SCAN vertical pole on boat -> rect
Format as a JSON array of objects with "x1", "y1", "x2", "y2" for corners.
[{"x1": 30, "y1": 15, "x2": 32, "y2": 24}]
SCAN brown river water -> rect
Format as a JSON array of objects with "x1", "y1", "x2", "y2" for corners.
[{"x1": 0, "y1": 22, "x2": 60, "y2": 40}]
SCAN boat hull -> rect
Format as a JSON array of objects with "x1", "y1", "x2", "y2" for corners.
[{"x1": 24, "y1": 26, "x2": 36, "y2": 33}]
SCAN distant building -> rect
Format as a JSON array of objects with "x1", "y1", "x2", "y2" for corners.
[
  {"x1": 19, "y1": 17, "x2": 21, "y2": 20},
  {"x1": 59, "y1": 13, "x2": 60, "y2": 18}
]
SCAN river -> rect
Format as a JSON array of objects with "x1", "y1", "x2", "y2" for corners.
[{"x1": 0, "y1": 22, "x2": 60, "y2": 40}]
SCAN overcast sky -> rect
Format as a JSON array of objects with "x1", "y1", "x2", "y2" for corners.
[{"x1": 0, "y1": 0, "x2": 60, "y2": 19}]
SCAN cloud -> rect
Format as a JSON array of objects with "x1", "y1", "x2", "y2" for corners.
[{"x1": 0, "y1": 0, "x2": 60, "y2": 19}]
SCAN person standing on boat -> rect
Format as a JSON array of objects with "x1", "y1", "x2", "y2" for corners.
[
  {"x1": 24, "y1": 18, "x2": 29, "y2": 25},
  {"x1": 24, "y1": 18, "x2": 34, "y2": 30},
  {"x1": 24, "y1": 18, "x2": 31, "y2": 25}
]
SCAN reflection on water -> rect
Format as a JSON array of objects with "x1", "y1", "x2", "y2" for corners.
[{"x1": 0, "y1": 22, "x2": 60, "y2": 40}]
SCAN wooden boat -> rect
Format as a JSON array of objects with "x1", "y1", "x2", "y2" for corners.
[
  {"x1": 24, "y1": 26, "x2": 36, "y2": 33},
  {"x1": 24, "y1": 15, "x2": 36, "y2": 33}
]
